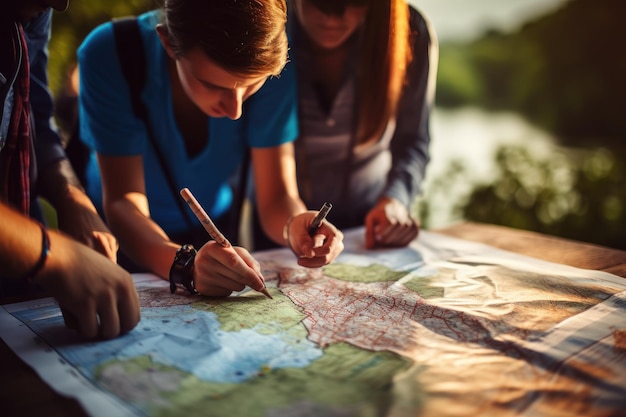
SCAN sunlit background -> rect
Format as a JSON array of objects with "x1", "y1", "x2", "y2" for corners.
[{"x1": 47, "y1": 0, "x2": 626, "y2": 249}]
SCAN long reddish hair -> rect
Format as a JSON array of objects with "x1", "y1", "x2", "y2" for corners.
[{"x1": 357, "y1": 0, "x2": 413, "y2": 145}]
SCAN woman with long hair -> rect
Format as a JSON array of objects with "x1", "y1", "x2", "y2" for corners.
[{"x1": 283, "y1": 0, "x2": 437, "y2": 249}]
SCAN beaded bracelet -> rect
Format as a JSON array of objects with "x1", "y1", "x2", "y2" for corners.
[{"x1": 24, "y1": 223, "x2": 51, "y2": 283}]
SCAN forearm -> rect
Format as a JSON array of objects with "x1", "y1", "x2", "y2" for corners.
[
  {"x1": 258, "y1": 193, "x2": 307, "y2": 246},
  {"x1": 36, "y1": 159, "x2": 115, "y2": 259},
  {"x1": 104, "y1": 197, "x2": 179, "y2": 279},
  {"x1": 252, "y1": 144, "x2": 307, "y2": 246},
  {"x1": 37, "y1": 158, "x2": 86, "y2": 206},
  {"x1": 384, "y1": 86, "x2": 432, "y2": 206},
  {"x1": 0, "y1": 204, "x2": 50, "y2": 281},
  {"x1": 383, "y1": 145, "x2": 429, "y2": 208}
]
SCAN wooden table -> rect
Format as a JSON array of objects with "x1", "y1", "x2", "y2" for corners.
[
  {"x1": 2, "y1": 222, "x2": 626, "y2": 417},
  {"x1": 435, "y1": 222, "x2": 626, "y2": 278}
]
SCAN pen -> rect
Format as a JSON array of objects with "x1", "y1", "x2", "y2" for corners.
[
  {"x1": 308, "y1": 202, "x2": 332, "y2": 237},
  {"x1": 179, "y1": 187, "x2": 273, "y2": 299}
]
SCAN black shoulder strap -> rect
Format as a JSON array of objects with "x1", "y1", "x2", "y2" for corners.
[
  {"x1": 112, "y1": 17, "x2": 145, "y2": 119},
  {"x1": 112, "y1": 17, "x2": 195, "y2": 229},
  {"x1": 229, "y1": 118, "x2": 251, "y2": 246}
]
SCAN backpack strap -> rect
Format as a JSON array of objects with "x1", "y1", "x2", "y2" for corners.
[
  {"x1": 112, "y1": 17, "x2": 195, "y2": 229},
  {"x1": 229, "y1": 119, "x2": 251, "y2": 246}
]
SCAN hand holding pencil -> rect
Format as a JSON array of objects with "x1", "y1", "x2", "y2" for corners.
[
  {"x1": 283, "y1": 202, "x2": 345, "y2": 269},
  {"x1": 180, "y1": 188, "x2": 272, "y2": 299}
]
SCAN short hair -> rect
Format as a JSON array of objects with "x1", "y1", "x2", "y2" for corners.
[{"x1": 162, "y1": 0, "x2": 288, "y2": 77}]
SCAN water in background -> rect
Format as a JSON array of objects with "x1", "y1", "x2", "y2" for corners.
[
  {"x1": 411, "y1": 0, "x2": 569, "y2": 42},
  {"x1": 422, "y1": 107, "x2": 556, "y2": 228},
  {"x1": 407, "y1": 0, "x2": 568, "y2": 227}
]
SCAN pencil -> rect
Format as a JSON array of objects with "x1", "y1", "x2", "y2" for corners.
[
  {"x1": 179, "y1": 188, "x2": 272, "y2": 299},
  {"x1": 308, "y1": 202, "x2": 332, "y2": 236}
]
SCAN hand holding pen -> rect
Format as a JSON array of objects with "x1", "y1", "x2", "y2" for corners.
[
  {"x1": 284, "y1": 202, "x2": 344, "y2": 269},
  {"x1": 180, "y1": 188, "x2": 272, "y2": 298}
]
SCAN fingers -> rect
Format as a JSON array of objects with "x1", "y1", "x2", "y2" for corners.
[
  {"x1": 296, "y1": 231, "x2": 344, "y2": 268},
  {"x1": 233, "y1": 247, "x2": 263, "y2": 277},
  {"x1": 194, "y1": 242, "x2": 265, "y2": 295},
  {"x1": 75, "y1": 303, "x2": 99, "y2": 339},
  {"x1": 97, "y1": 297, "x2": 120, "y2": 340},
  {"x1": 99, "y1": 279, "x2": 140, "y2": 338},
  {"x1": 91, "y1": 231, "x2": 119, "y2": 262},
  {"x1": 116, "y1": 285, "x2": 141, "y2": 335},
  {"x1": 296, "y1": 232, "x2": 325, "y2": 258},
  {"x1": 60, "y1": 307, "x2": 79, "y2": 331},
  {"x1": 364, "y1": 198, "x2": 421, "y2": 248},
  {"x1": 39, "y1": 232, "x2": 140, "y2": 340},
  {"x1": 195, "y1": 270, "x2": 256, "y2": 295},
  {"x1": 219, "y1": 247, "x2": 266, "y2": 291},
  {"x1": 369, "y1": 220, "x2": 419, "y2": 247},
  {"x1": 63, "y1": 294, "x2": 139, "y2": 340},
  {"x1": 290, "y1": 216, "x2": 342, "y2": 256},
  {"x1": 62, "y1": 287, "x2": 139, "y2": 340}
]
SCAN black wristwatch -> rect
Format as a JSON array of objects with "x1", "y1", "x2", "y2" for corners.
[{"x1": 169, "y1": 244, "x2": 198, "y2": 294}]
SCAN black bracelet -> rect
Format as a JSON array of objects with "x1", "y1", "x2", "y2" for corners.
[
  {"x1": 169, "y1": 244, "x2": 198, "y2": 294},
  {"x1": 25, "y1": 223, "x2": 51, "y2": 283}
]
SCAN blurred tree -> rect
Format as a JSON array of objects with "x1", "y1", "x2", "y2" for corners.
[
  {"x1": 435, "y1": 44, "x2": 483, "y2": 107},
  {"x1": 49, "y1": 0, "x2": 158, "y2": 95},
  {"x1": 418, "y1": 160, "x2": 469, "y2": 228},
  {"x1": 429, "y1": 0, "x2": 625, "y2": 248},
  {"x1": 436, "y1": 0, "x2": 626, "y2": 148},
  {"x1": 461, "y1": 145, "x2": 625, "y2": 249}
]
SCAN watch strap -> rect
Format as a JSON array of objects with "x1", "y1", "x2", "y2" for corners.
[{"x1": 169, "y1": 244, "x2": 198, "y2": 294}]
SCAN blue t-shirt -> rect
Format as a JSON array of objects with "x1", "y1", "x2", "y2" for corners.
[{"x1": 78, "y1": 11, "x2": 297, "y2": 235}]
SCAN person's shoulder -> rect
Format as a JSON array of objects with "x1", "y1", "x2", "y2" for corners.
[
  {"x1": 136, "y1": 9, "x2": 161, "y2": 30},
  {"x1": 407, "y1": 4, "x2": 436, "y2": 45},
  {"x1": 408, "y1": 5, "x2": 429, "y2": 33},
  {"x1": 80, "y1": 10, "x2": 160, "y2": 54},
  {"x1": 78, "y1": 19, "x2": 115, "y2": 58},
  {"x1": 136, "y1": 10, "x2": 165, "y2": 58}
]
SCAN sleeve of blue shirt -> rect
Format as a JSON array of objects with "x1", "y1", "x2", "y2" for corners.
[{"x1": 244, "y1": 60, "x2": 299, "y2": 148}]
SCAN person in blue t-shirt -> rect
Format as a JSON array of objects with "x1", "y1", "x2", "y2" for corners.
[{"x1": 78, "y1": 0, "x2": 344, "y2": 297}]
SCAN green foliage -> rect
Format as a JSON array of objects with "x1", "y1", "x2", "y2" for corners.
[
  {"x1": 428, "y1": 0, "x2": 626, "y2": 248},
  {"x1": 524, "y1": 0, "x2": 626, "y2": 141},
  {"x1": 461, "y1": 145, "x2": 626, "y2": 249},
  {"x1": 48, "y1": 0, "x2": 158, "y2": 95},
  {"x1": 436, "y1": 0, "x2": 626, "y2": 146},
  {"x1": 418, "y1": 159, "x2": 469, "y2": 228},
  {"x1": 435, "y1": 45, "x2": 482, "y2": 107}
]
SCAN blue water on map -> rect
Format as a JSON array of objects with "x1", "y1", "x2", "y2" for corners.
[{"x1": 15, "y1": 305, "x2": 322, "y2": 384}]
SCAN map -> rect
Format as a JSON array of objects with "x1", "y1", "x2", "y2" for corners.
[{"x1": 1, "y1": 229, "x2": 626, "y2": 417}]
